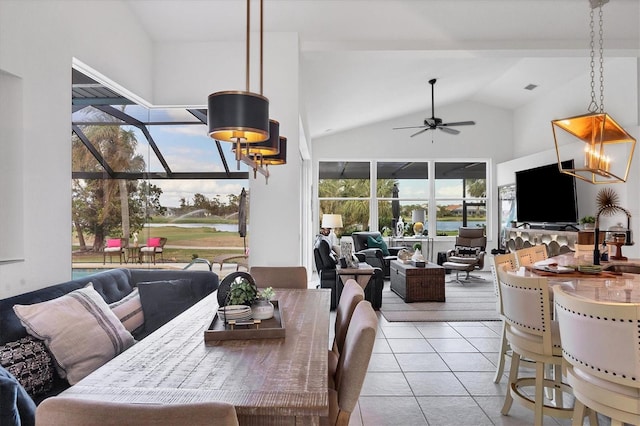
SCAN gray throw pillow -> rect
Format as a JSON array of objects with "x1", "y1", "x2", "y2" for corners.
[{"x1": 137, "y1": 279, "x2": 195, "y2": 335}]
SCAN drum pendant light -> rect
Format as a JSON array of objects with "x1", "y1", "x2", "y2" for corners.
[{"x1": 208, "y1": 0, "x2": 269, "y2": 144}]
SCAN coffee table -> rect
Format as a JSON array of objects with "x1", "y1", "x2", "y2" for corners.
[{"x1": 390, "y1": 260, "x2": 445, "y2": 302}]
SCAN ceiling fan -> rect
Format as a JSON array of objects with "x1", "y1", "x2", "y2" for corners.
[{"x1": 393, "y1": 78, "x2": 476, "y2": 137}]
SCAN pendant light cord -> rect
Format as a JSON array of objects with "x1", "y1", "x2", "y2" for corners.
[{"x1": 588, "y1": 4, "x2": 605, "y2": 113}]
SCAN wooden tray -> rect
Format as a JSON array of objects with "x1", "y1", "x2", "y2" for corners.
[
  {"x1": 525, "y1": 266, "x2": 621, "y2": 279},
  {"x1": 204, "y1": 300, "x2": 285, "y2": 342}
]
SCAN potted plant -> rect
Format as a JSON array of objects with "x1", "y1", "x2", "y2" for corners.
[
  {"x1": 226, "y1": 277, "x2": 258, "y2": 306},
  {"x1": 252, "y1": 287, "x2": 275, "y2": 320},
  {"x1": 580, "y1": 216, "x2": 596, "y2": 230}
]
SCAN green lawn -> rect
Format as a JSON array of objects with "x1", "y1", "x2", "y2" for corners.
[{"x1": 73, "y1": 226, "x2": 247, "y2": 264}]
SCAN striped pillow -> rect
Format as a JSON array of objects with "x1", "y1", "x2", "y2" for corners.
[
  {"x1": 12, "y1": 284, "x2": 135, "y2": 385},
  {"x1": 109, "y1": 288, "x2": 144, "y2": 333}
]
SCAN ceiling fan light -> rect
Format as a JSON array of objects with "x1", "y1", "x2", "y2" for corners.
[{"x1": 208, "y1": 91, "x2": 270, "y2": 143}]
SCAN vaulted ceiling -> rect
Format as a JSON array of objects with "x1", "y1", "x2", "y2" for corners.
[{"x1": 123, "y1": 0, "x2": 640, "y2": 139}]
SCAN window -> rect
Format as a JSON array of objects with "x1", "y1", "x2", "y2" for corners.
[
  {"x1": 318, "y1": 160, "x2": 488, "y2": 238},
  {"x1": 376, "y1": 162, "x2": 428, "y2": 236},
  {"x1": 434, "y1": 162, "x2": 486, "y2": 236},
  {"x1": 318, "y1": 161, "x2": 370, "y2": 234}
]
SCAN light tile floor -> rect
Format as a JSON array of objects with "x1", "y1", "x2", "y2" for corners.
[{"x1": 332, "y1": 279, "x2": 611, "y2": 426}]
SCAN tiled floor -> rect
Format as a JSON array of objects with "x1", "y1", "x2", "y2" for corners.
[{"x1": 334, "y1": 279, "x2": 610, "y2": 426}]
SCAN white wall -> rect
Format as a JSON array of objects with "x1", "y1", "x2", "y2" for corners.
[
  {"x1": 153, "y1": 32, "x2": 302, "y2": 267},
  {"x1": 312, "y1": 101, "x2": 514, "y2": 254},
  {"x1": 0, "y1": 0, "x2": 153, "y2": 298}
]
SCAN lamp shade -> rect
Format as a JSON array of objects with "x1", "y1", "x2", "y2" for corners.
[
  {"x1": 260, "y1": 137, "x2": 287, "y2": 165},
  {"x1": 208, "y1": 91, "x2": 269, "y2": 143},
  {"x1": 234, "y1": 120, "x2": 279, "y2": 156},
  {"x1": 321, "y1": 214, "x2": 343, "y2": 229},
  {"x1": 552, "y1": 112, "x2": 636, "y2": 184},
  {"x1": 411, "y1": 209, "x2": 426, "y2": 224}
]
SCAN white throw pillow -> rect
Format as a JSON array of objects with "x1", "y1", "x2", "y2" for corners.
[
  {"x1": 109, "y1": 288, "x2": 144, "y2": 333},
  {"x1": 13, "y1": 283, "x2": 135, "y2": 385}
]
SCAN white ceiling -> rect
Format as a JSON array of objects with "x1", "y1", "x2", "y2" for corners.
[{"x1": 125, "y1": 0, "x2": 640, "y2": 138}]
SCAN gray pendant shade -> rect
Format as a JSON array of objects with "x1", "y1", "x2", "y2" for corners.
[
  {"x1": 233, "y1": 119, "x2": 280, "y2": 156},
  {"x1": 208, "y1": 91, "x2": 270, "y2": 143},
  {"x1": 261, "y1": 137, "x2": 287, "y2": 165}
]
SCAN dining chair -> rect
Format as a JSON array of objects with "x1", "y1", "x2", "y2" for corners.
[
  {"x1": 514, "y1": 244, "x2": 548, "y2": 267},
  {"x1": 554, "y1": 286, "x2": 640, "y2": 426},
  {"x1": 496, "y1": 265, "x2": 574, "y2": 426},
  {"x1": 248, "y1": 266, "x2": 308, "y2": 289},
  {"x1": 328, "y1": 279, "x2": 365, "y2": 387},
  {"x1": 35, "y1": 397, "x2": 239, "y2": 426},
  {"x1": 329, "y1": 300, "x2": 377, "y2": 426},
  {"x1": 490, "y1": 252, "x2": 517, "y2": 383}
]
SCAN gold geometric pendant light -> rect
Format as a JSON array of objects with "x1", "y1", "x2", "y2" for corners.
[{"x1": 551, "y1": 0, "x2": 636, "y2": 184}]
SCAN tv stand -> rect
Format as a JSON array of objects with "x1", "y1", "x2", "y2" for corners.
[
  {"x1": 505, "y1": 227, "x2": 579, "y2": 256},
  {"x1": 527, "y1": 223, "x2": 578, "y2": 231}
]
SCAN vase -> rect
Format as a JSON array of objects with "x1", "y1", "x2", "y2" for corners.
[{"x1": 251, "y1": 299, "x2": 274, "y2": 320}]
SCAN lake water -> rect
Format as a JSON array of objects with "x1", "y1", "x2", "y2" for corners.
[
  {"x1": 144, "y1": 223, "x2": 242, "y2": 232},
  {"x1": 436, "y1": 221, "x2": 484, "y2": 231}
]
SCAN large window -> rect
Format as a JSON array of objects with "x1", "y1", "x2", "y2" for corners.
[
  {"x1": 434, "y1": 162, "x2": 486, "y2": 236},
  {"x1": 318, "y1": 160, "x2": 487, "y2": 238},
  {"x1": 377, "y1": 162, "x2": 428, "y2": 236},
  {"x1": 318, "y1": 161, "x2": 370, "y2": 234}
]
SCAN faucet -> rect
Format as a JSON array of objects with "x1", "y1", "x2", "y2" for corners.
[{"x1": 593, "y1": 205, "x2": 632, "y2": 265}]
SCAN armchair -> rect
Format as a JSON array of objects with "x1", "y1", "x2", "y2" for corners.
[
  {"x1": 444, "y1": 227, "x2": 487, "y2": 283},
  {"x1": 314, "y1": 237, "x2": 384, "y2": 310},
  {"x1": 313, "y1": 237, "x2": 339, "y2": 309},
  {"x1": 350, "y1": 231, "x2": 399, "y2": 277}
]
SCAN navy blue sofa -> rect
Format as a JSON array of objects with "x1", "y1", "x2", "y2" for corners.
[{"x1": 0, "y1": 268, "x2": 218, "y2": 417}]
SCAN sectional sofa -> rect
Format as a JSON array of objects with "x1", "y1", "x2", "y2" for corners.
[{"x1": 0, "y1": 268, "x2": 219, "y2": 425}]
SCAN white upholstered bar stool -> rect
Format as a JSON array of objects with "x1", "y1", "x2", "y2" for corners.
[
  {"x1": 497, "y1": 266, "x2": 574, "y2": 426},
  {"x1": 554, "y1": 287, "x2": 640, "y2": 426},
  {"x1": 514, "y1": 245, "x2": 549, "y2": 267},
  {"x1": 36, "y1": 398, "x2": 239, "y2": 426},
  {"x1": 490, "y1": 253, "x2": 518, "y2": 383}
]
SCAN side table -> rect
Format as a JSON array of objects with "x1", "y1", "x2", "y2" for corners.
[
  {"x1": 126, "y1": 246, "x2": 141, "y2": 264},
  {"x1": 336, "y1": 263, "x2": 383, "y2": 310},
  {"x1": 336, "y1": 262, "x2": 375, "y2": 290}
]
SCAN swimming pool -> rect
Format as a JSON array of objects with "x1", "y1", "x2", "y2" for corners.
[{"x1": 71, "y1": 268, "x2": 105, "y2": 280}]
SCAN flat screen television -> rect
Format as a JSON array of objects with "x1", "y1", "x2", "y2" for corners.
[{"x1": 515, "y1": 160, "x2": 578, "y2": 224}]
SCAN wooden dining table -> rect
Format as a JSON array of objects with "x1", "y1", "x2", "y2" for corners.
[
  {"x1": 521, "y1": 253, "x2": 640, "y2": 303},
  {"x1": 60, "y1": 288, "x2": 331, "y2": 426}
]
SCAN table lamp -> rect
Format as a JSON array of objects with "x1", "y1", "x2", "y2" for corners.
[
  {"x1": 321, "y1": 214, "x2": 343, "y2": 247},
  {"x1": 411, "y1": 209, "x2": 426, "y2": 235}
]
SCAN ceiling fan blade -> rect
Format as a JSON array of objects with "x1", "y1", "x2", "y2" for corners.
[
  {"x1": 393, "y1": 125, "x2": 427, "y2": 130},
  {"x1": 410, "y1": 128, "x2": 431, "y2": 137},
  {"x1": 438, "y1": 126, "x2": 460, "y2": 135},
  {"x1": 441, "y1": 121, "x2": 475, "y2": 127}
]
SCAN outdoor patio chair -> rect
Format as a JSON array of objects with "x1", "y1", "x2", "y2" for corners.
[
  {"x1": 140, "y1": 237, "x2": 167, "y2": 264},
  {"x1": 103, "y1": 238, "x2": 126, "y2": 264}
]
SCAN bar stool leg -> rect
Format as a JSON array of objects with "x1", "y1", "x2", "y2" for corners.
[
  {"x1": 501, "y1": 351, "x2": 520, "y2": 415},
  {"x1": 493, "y1": 321, "x2": 509, "y2": 383}
]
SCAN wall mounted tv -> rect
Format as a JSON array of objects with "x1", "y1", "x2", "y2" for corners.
[{"x1": 515, "y1": 160, "x2": 578, "y2": 224}]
